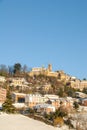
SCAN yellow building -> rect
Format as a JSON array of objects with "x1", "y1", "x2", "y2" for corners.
[
  {"x1": 57, "y1": 70, "x2": 70, "y2": 80},
  {"x1": 29, "y1": 64, "x2": 58, "y2": 78},
  {"x1": 79, "y1": 80, "x2": 87, "y2": 90},
  {"x1": 9, "y1": 78, "x2": 26, "y2": 87},
  {"x1": 0, "y1": 87, "x2": 6, "y2": 103}
]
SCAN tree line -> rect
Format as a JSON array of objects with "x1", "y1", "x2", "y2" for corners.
[{"x1": 0, "y1": 63, "x2": 31, "y2": 76}]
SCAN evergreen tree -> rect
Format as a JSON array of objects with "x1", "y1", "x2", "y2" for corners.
[
  {"x1": 13, "y1": 63, "x2": 22, "y2": 74},
  {"x1": 2, "y1": 90, "x2": 16, "y2": 113},
  {"x1": 57, "y1": 88, "x2": 64, "y2": 97},
  {"x1": 82, "y1": 87, "x2": 87, "y2": 94},
  {"x1": 73, "y1": 101, "x2": 79, "y2": 110}
]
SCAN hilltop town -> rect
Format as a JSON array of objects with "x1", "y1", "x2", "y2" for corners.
[{"x1": 0, "y1": 63, "x2": 87, "y2": 129}]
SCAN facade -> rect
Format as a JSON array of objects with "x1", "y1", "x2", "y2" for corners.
[
  {"x1": 57, "y1": 70, "x2": 70, "y2": 80},
  {"x1": 70, "y1": 79, "x2": 87, "y2": 90},
  {"x1": 12, "y1": 92, "x2": 27, "y2": 109},
  {"x1": 46, "y1": 71, "x2": 58, "y2": 77},
  {"x1": 9, "y1": 78, "x2": 25, "y2": 87},
  {"x1": 79, "y1": 80, "x2": 87, "y2": 90},
  {"x1": 9, "y1": 77, "x2": 28, "y2": 88},
  {"x1": 59, "y1": 97, "x2": 74, "y2": 111},
  {"x1": 25, "y1": 94, "x2": 60, "y2": 109},
  {"x1": 12, "y1": 92, "x2": 26, "y2": 103},
  {"x1": 70, "y1": 80, "x2": 80, "y2": 89},
  {"x1": 44, "y1": 94, "x2": 59, "y2": 100},
  {"x1": 29, "y1": 64, "x2": 58, "y2": 78},
  {"x1": 0, "y1": 76, "x2": 6, "y2": 83},
  {"x1": 0, "y1": 87, "x2": 6, "y2": 103},
  {"x1": 34, "y1": 103, "x2": 55, "y2": 114},
  {"x1": 25, "y1": 94, "x2": 43, "y2": 108},
  {"x1": 44, "y1": 94, "x2": 60, "y2": 109},
  {"x1": 46, "y1": 99, "x2": 60, "y2": 109}
]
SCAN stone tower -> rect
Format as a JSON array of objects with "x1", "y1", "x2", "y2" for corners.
[{"x1": 48, "y1": 64, "x2": 52, "y2": 72}]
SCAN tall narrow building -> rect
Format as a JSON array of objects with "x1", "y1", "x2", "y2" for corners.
[{"x1": 48, "y1": 64, "x2": 52, "y2": 72}]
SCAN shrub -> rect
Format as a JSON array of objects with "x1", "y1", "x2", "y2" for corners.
[
  {"x1": 53, "y1": 117, "x2": 64, "y2": 127},
  {"x1": 73, "y1": 101, "x2": 79, "y2": 109}
]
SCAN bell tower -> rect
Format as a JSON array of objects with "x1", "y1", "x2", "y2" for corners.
[{"x1": 48, "y1": 64, "x2": 52, "y2": 72}]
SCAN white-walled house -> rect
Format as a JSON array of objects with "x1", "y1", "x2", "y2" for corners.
[
  {"x1": 34, "y1": 103, "x2": 56, "y2": 114},
  {"x1": 25, "y1": 94, "x2": 43, "y2": 108},
  {"x1": 9, "y1": 77, "x2": 29, "y2": 89},
  {"x1": 12, "y1": 92, "x2": 26, "y2": 109},
  {"x1": 0, "y1": 76, "x2": 6, "y2": 83}
]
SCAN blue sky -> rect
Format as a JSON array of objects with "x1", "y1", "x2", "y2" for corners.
[{"x1": 0, "y1": 0, "x2": 87, "y2": 79}]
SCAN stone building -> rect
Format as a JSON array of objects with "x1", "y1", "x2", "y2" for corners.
[{"x1": 28, "y1": 64, "x2": 58, "y2": 77}]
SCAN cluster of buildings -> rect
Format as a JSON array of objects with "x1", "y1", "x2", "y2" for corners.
[
  {"x1": 0, "y1": 65, "x2": 87, "y2": 91},
  {"x1": 0, "y1": 64, "x2": 87, "y2": 113},
  {"x1": 28, "y1": 64, "x2": 72, "y2": 80},
  {"x1": 0, "y1": 88, "x2": 87, "y2": 114},
  {"x1": 8, "y1": 77, "x2": 29, "y2": 89},
  {"x1": 28, "y1": 64, "x2": 87, "y2": 90},
  {"x1": 12, "y1": 93, "x2": 74, "y2": 114},
  {"x1": 70, "y1": 78, "x2": 87, "y2": 91},
  {"x1": 11, "y1": 92, "x2": 87, "y2": 114},
  {"x1": 28, "y1": 64, "x2": 58, "y2": 77}
]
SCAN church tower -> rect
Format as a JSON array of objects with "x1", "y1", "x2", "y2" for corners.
[{"x1": 48, "y1": 64, "x2": 52, "y2": 72}]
